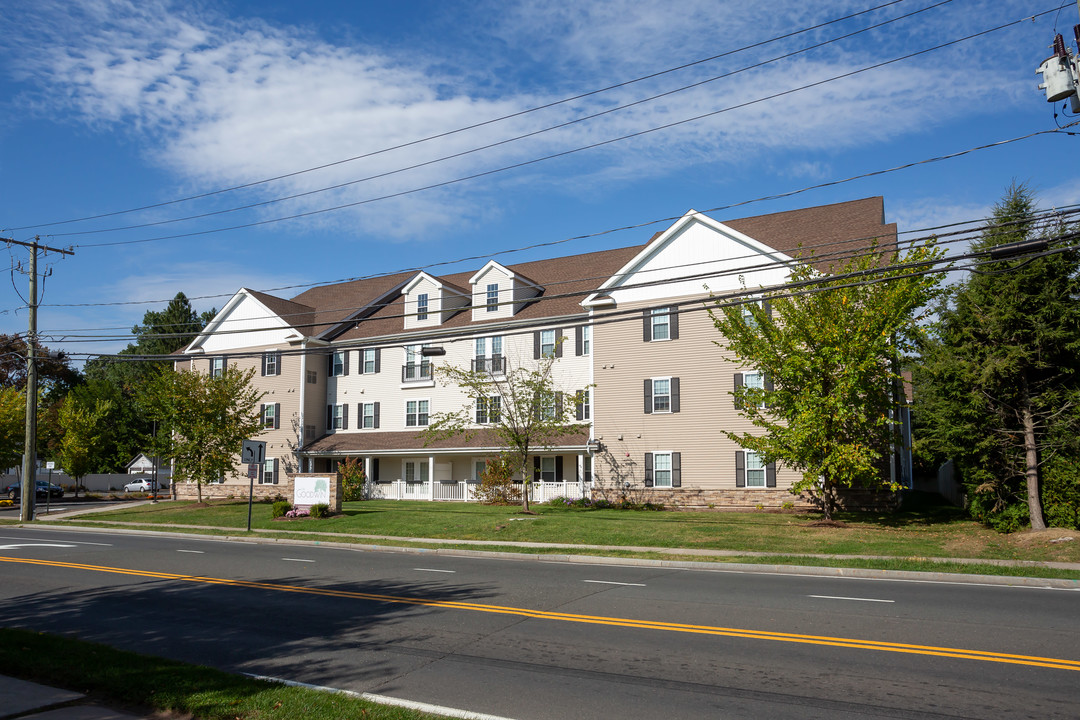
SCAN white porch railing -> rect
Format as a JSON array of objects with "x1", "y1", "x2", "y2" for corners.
[{"x1": 362, "y1": 479, "x2": 592, "y2": 503}]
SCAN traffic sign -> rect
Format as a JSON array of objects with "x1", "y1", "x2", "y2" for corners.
[{"x1": 241, "y1": 439, "x2": 266, "y2": 465}]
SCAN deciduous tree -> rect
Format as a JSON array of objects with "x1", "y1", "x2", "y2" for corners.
[
  {"x1": 56, "y1": 395, "x2": 113, "y2": 497},
  {"x1": 138, "y1": 366, "x2": 264, "y2": 503},
  {"x1": 710, "y1": 240, "x2": 944, "y2": 520},
  {"x1": 424, "y1": 349, "x2": 586, "y2": 513}
]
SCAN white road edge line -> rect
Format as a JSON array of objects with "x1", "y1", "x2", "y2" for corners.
[
  {"x1": 282, "y1": 558, "x2": 315, "y2": 563},
  {"x1": 584, "y1": 580, "x2": 647, "y2": 587},
  {"x1": 414, "y1": 568, "x2": 456, "y2": 573},
  {"x1": 177, "y1": 550, "x2": 205, "y2": 554},
  {"x1": 808, "y1": 594, "x2": 895, "y2": 603},
  {"x1": 0, "y1": 535, "x2": 111, "y2": 546},
  {"x1": 0, "y1": 543, "x2": 77, "y2": 550},
  {"x1": 243, "y1": 673, "x2": 518, "y2": 720}
]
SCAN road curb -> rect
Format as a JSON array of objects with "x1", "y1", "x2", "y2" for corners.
[{"x1": 16, "y1": 521, "x2": 1080, "y2": 590}]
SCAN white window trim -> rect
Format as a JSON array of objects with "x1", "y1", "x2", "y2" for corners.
[
  {"x1": 651, "y1": 377, "x2": 672, "y2": 414},
  {"x1": 330, "y1": 350, "x2": 346, "y2": 377},
  {"x1": 581, "y1": 325, "x2": 591, "y2": 355},
  {"x1": 650, "y1": 308, "x2": 671, "y2": 342},
  {"x1": 261, "y1": 458, "x2": 277, "y2": 485},
  {"x1": 262, "y1": 404, "x2": 276, "y2": 429},
  {"x1": 486, "y1": 283, "x2": 499, "y2": 312},
  {"x1": 744, "y1": 371, "x2": 767, "y2": 409},
  {"x1": 653, "y1": 450, "x2": 673, "y2": 488},
  {"x1": 361, "y1": 348, "x2": 376, "y2": 374},
  {"x1": 405, "y1": 398, "x2": 430, "y2": 427},
  {"x1": 744, "y1": 449, "x2": 767, "y2": 488},
  {"x1": 540, "y1": 329, "x2": 556, "y2": 357},
  {"x1": 361, "y1": 402, "x2": 376, "y2": 429},
  {"x1": 330, "y1": 404, "x2": 346, "y2": 430},
  {"x1": 416, "y1": 292, "x2": 429, "y2": 321}
]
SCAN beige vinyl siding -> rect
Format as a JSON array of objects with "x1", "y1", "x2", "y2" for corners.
[{"x1": 592, "y1": 296, "x2": 800, "y2": 492}]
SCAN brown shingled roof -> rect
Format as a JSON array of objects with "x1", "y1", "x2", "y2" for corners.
[
  {"x1": 263, "y1": 197, "x2": 891, "y2": 344},
  {"x1": 722, "y1": 196, "x2": 896, "y2": 272}
]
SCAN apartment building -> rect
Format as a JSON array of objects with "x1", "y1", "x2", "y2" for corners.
[{"x1": 178, "y1": 196, "x2": 899, "y2": 507}]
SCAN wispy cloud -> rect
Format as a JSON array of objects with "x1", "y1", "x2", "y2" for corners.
[{"x1": 7, "y1": 0, "x2": 1046, "y2": 242}]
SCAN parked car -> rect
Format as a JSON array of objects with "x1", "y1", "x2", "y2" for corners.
[
  {"x1": 5, "y1": 480, "x2": 64, "y2": 500},
  {"x1": 123, "y1": 479, "x2": 159, "y2": 492}
]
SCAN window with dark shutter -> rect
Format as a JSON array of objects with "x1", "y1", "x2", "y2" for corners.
[
  {"x1": 734, "y1": 373, "x2": 744, "y2": 410},
  {"x1": 670, "y1": 377, "x2": 680, "y2": 413},
  {"x1": 643, "y1": 379, "x2": 652, "y2": 414},
  {"x1": 555, "y1": 456, "x2": 564, "y2": 482},
  {"x1": 373, "y1": 401, "x2": 380, "y2": 429},
  {"x1": 735, "y1": 451, "x2": 745, "y2": 488},
  {"x1": 644, "y1": 452, "x2": 654, "y2": 487},
  {"x1": 274, "y1": 403, "x2": 280, "y2": 430},
  {"x1": 766, "y1": 461, "x2": 777, "y2": 488},
  {"x1": 575, "y1": 326, "x2": 583, "y2": 356},
  {"x1": 671, "y1": 452, "x2": 681, "y2": 487}
]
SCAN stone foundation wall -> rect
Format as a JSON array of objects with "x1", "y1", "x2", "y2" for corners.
[
  {"x1": 173, "y1": 473, "x2": 343, "y2": 511},
  {"x1": 174, "y1": 479, "x2": 291, "y2": 502},
  {"x1": 591, "y1": 486, "x2": 900, "y2": 512}
]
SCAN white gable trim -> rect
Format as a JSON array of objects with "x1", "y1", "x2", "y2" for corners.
[
  {"x1": 468, "y1": 260, "x2": 542, "y2": 291},
  {"x1": 402, "y1": 272, "x2": 469, "y2": 298},
  {"x1": 581, "y1": 209, "x2": 797, "y2": 307},
  {"x1": 185, "y1": 288, "x2": 296, "y2": 354}
]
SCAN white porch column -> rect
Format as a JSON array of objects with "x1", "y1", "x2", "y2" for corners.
[
  {"x1": 428, "y1": 455, "x2": 435, "y2": 501},
  {"x1": 578, "y1": 454, "x2": 585, "y2": 497}
]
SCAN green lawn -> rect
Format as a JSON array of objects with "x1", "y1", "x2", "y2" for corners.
[
  {"x1": 42, "y1": 495, "x2": 1080, "y2": 573},
  {"x1": 0, "y1": 628, "x2": 447, "y2": 720}
]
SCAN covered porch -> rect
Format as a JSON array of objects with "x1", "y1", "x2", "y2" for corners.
[{"x1": 300, "y1": 428, "x2": 594, "y2": 503}]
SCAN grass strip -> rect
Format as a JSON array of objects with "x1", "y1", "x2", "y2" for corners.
[
  {"x1": 41, "y1": 517, "x2": 1080, "y2": 581},
  {"x1": 0, "y1": 628, "x2": 448, "y2": 720}
]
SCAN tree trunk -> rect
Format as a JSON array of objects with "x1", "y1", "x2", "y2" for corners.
[
  {"x1": 1020, "y1": 399, "x2": 1046, "y2": 531},
  {"x1": 197, "y1": 480, "x2": 203, "y2": 504}
]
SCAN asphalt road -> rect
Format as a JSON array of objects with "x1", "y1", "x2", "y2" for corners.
[{"x1": 0, "y1": 525, "x2": 1077, "y2": 719}]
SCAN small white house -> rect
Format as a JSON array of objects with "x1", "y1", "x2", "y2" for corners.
[{"x1": 125, "y1": 454, "x2": 171, "y2": 478}]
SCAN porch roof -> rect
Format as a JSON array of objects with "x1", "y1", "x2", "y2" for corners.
[{"x1": 301, "y1": 428, "x2": 591, "y2": 456}]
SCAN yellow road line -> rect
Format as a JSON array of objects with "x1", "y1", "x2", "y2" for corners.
[{"x1": 4, "y1": 555, "x2": 1079, "y2": 672}]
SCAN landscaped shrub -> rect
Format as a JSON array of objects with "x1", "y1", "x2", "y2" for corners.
[
  {"x1": 271, "y1": 501, "x2": 292, "y2": 519},
  {"x1": 338, "y1": 457, "x2": 366, "y2": 502},
  {"x1": 473, "y1": 456, "x2": 522, "y2": 505},
  {"x1": 310, "y1": 503, "x2": 331, "y2": 519}
]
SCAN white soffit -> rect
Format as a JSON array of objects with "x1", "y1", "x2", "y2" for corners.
[{"x1": 582, "y1": 210, "x2": 796, "y2": 307}]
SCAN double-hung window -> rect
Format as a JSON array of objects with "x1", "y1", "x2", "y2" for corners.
[
  {"x1": 581, "y1": 325, "x2": 590, "y2": 355},
  {"x1": 476, "y1": 396, "x2": 501, "y2": 424},
  {"x1": 262, "y1": 351, "x2": 280, "y2": 376},
  {"x1": 735, "y1": 371, "x2": 769, "y2": 409},
  {"x1": 262, "y1": 458, "x2": 278, "y2": 485},
  {"x1": 328, "y1": 404, "x2": 347, "y2": 430},
  {"x1": 361, "y1": 402, "x2": 379, "y2": 429},
  {"x1": 644, "y1": 451, "x2": 681, "y2": 488},
  {"x1": 540, "y1": 329, "x2": 556, "y2": 357},
  {"x1": 486, "y1": 283, "x2": 499, "y2": 312},
  {"x1": 576, "y1": 389, "x2": 590, "y2": 421},
  {"x1": 651, "y1": 309, "x2": 670, "y2": 340},
  {"x1": 210, "y1": 357, "x2": 225, "y2": 378},
  {"x1": 539, "y1": 392, "x2": 557, "y2": 421},
  {"x1": 406, "y1": 399, "x2": 429, "y2": 427},
  {"x1": 416, "y1": 293, "x2": 429, "y2": 321},
  {"x1": 329, "y1": 350, "x2": 347, "y2": 377},
  {"x1": 653, "y1": 453, "x2": 673, "y2": 487},
  {"x1": 644, "y1": 377, "x2": 680, "y2": 414},
  {"x1": 643, "y1": 308, "x2": 678, "y2": 342},
  {"x1": 745, "y1": 451, "x2": 766, "y2": 488},
  {"x1": 361, "y1": 348, "x2": 379, "y2": 374},
  {"x1": 261, "y1": 403, "x2": 278, "y2": 430}
]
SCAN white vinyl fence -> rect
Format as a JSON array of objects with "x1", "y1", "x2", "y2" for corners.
[{"x1": 363, "y1": 479, "x2": 591, "y2": 503}]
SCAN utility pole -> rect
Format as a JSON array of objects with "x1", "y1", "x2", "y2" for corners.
[{"x1": 3, "y1": 236, "x2": 74, "y2": 522}]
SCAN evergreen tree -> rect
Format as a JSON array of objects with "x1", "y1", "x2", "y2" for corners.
[{"x1": 915, "y1": 183, "x2": 1080, "y2": 531}]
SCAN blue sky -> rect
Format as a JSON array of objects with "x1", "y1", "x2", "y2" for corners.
[{"x1": 1, "y1": 0, "x2": 1077, "y2": 362}]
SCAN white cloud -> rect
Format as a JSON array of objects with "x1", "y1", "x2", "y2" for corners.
[{"x1": 7, "y1": 0, "x2": 1049, "y2": 242}]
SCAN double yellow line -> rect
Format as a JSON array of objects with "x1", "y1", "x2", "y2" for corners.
[{"x1": 5, "y1": 555, "x2": 1079, "y2": 672}]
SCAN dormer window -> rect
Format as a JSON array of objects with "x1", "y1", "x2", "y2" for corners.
[
  {"x1": 486, "y1": 283, "x2": 499, "y2": 312},
  {"x1": 416, "y1": 293, "x2": 429, "y2": 321}
]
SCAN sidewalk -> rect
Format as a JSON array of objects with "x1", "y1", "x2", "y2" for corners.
[{"x1": 0, "y1": 674, "x2": 147, "y2": 720}]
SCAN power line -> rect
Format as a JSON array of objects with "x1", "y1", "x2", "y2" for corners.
[
  {"x1": 8, "y1": 0, "x2": 917, "y2": 232},
  {"x1": 36, "y1": 0, "x2": 955, "y2": 239},
  {"x1": 43, "y1": 209, "x2": 1080, "y2": 347},
  {"x1": 58, "y1": 230, "x2": 1080, "y2": 363},
  {"x1": 65, "y1": 7, "x2": 1054, "y2": 250}
]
